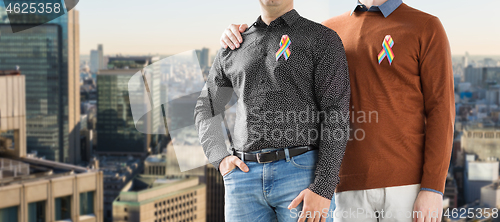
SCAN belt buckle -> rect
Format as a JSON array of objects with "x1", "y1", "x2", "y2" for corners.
[{"x1": 256, "y1": 151, "x2": 273, "y2": 163}]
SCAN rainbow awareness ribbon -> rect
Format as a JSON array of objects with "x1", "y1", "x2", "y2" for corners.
[
  {"x1": 276, "y1": 35, "x2": 291, "y2": 61},
  {"x1": 377, "y1": 35, "x2": 395, "y2": 65}
]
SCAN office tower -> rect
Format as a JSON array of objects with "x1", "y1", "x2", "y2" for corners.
[
  {"x1": 463, "y1": 155, "x2": 499, "y2": 204},
  {"x1": 90, "y1": 44, "x2": 105, "y2": 73},
  {"x1": 96, "y1": 56, "x2": 163, "y2": 154},
  {"x1": 98, "y1": 155, "x2": 143, "y2": 222},
  {"x1": 205, "y1": 164, "x2": 225, "y2": 222},
  {"x1": 0, "y1": 6, "x2": 81, "y2": 164},
  {"x1": 90, "y1": 50, "x2": 100, "y2": 73},
  {"x1": 0, "y1": 75, "x2": 103, "y2": 221},
  {"x1": 96, "y1": 68, "x2": 149, "y2": 154},
  {"x1": 98, "y1": 44, "x2": 105, "y2": 69},
  {"x1": 113, "y1": 177, "x2": 206, "y2": 222},
  {"x1": 0, "y1": 72, "x2": 26, "y2": 158},
  {"x1": 0, "y1": 157, "x2": 104, "y2": 222},
  {"x1": 461, "y1": 129, "x2": 500, "y2": 161},
  {"x1": 195, "y1": 48, "x2": 210, "y2": 68},
  {"x1": 481, "y1": 181, "x2": 500, "y2": 208}
]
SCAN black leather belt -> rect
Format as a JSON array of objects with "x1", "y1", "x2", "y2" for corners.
[{"x1": 232, "y1": 145, "x2": 317, "y2": 163}]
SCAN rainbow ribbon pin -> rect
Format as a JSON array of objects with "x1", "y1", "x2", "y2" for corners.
[
  {"x1": 377, "y1": 35, "x2": 395, "y2": 65},
  {"x1": 276, "y1": 35, "x2": 291, "y2": 61}
]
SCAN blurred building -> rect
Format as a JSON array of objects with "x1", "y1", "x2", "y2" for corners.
[
  {"x1": 481, "y1": 180, "x2": 500, "y2": 208},
  {"x1": 0, "y1": 157, "x2": 104, "y2": 222},
  {"x1": 195, "y1": 48, "x2": 210, "y2": 68},
  {"x1": 90, "y1": 44, "x2": 105, "y2": 73},
  {"x1": 0, "y1": 71, "x2": 103, "y2": 222},
  {"x1": 205, "y1": 164, "x2": 225, "y2": 222},
  {"x1": 0, "y1": 8, "x2": 81, "y2": 164},
  {"x1": 96, "y1": 56, "x2": 162, "y2": 155},
  {"x1": 98, "y1": 155, "x2": 143, "y2": 222},
  {"x1": 464, "y1": 155, "x2": 499, "y2": 203},
  {"x1": 461, "y1": 129, "x2": 500, "y2": 161},
  {"x1": 0, "y1": 73, "x2": 26, "y2": 158},
  {"x1": 444, "y1": 175, "x2": 459, "y2": 209},
  {"x1": 113, "y1": 177, "x2": 206, "y2": 222},
  {"x1": 464, "y1": 66, "x2": 500, "y2": 87}
]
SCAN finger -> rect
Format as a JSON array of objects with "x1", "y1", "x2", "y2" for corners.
[
  {"x1": 220, "y1": 39, "x2": 228, "y2": 49},
  {"x1": 321, "y1": 208, "x2": 328, "y2": 222},
  {"x1": 424, "y1": 214, "x2": 431, "y2": 222},
  {"x1": 239, "y1": 24, "x2": 248, "y2": 33},
  {"x1": 414, "y1": 209, "x2": 423, "y2": 222},
  {"x1": 232, "y1": 158, "x2": 249, "y2": 172},
  {"x1": 222, "y1": 34, "x2": 236, "y2": 50},
  {"x1": 227, "y1": 26, "x2": 241, "y2": 48},
  {"x1": 288, "y1": 191, "x2": 305, "y2": 209},
  {"x1": 313, "y1": 213, "x2": 320, "y2": 222},
  {"x1": 298, "y1": 209, "x2": 307, "y2": 222}
]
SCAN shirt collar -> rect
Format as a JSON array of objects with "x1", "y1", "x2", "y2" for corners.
[
  {"x1": 350, "y1": 0, "x2": 403, "y2": 18},
  {"x1": 254, "y1": 9, "x2": 301, "y2": 28}
]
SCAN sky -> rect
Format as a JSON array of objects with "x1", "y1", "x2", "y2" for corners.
[{"x1": 75, "y1": 0, "x2": 500, "y2": 56}]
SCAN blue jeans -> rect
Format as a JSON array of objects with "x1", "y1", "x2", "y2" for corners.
[{"x1": 223, "y1": 148, "x2": 336, "y2": 221}]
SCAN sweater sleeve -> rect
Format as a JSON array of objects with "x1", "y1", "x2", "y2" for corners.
[{"x1": 418, "y1": 16, "x2": 455, "y2": 194}]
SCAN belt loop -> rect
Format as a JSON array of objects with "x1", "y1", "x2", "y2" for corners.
[
  {"x1": 284, "y1": 148, "x2": 291, "y2": 162},
  {"x1": 241, "y1": 151, "x2": 245, "y2": 163}
]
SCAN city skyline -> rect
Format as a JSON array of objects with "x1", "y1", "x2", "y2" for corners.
[{"x1": 75, "y1": 0, "x2": 500, "y2": 56}]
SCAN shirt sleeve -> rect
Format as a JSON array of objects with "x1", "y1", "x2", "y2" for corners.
[
  {"x1": 194, "y1": 49, "x2": 234, "y2": 170},
  {"x1": 418, "y1": 16, "x2": 455, "y2": 194},
  {"x1": 308, "y1": 28, "x2": 351, "y2": 200}
]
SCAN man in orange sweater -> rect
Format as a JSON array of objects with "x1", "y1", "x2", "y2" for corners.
[{"x1": 219, "y1": 0, "x2": 455, "y2": 221}]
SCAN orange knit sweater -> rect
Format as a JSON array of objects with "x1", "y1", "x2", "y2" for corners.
[{"x1": 322, "y1": 3, "x2": 455, "y2": 193}]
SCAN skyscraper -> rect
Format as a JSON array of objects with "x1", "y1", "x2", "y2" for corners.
[
  {"x1": 96, "y1": 55, "x2": 162, "y2": 154},
  {"x1": 90, "y1": 50, "x2": 100, "y2": 73},
  {"x1": 90, "y1": 44, "x2": 105, "y2": 73},
  {"x1": 195, "y1": 48, "x2": 210, "y2": 68},
  {"x1": 0, "y1": 4, "x2": 81, "y2": 163}
]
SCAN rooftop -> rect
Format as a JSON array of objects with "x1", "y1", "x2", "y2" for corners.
[{"x1": 0, "y1": 155, "x2": 92, "y2": 187}]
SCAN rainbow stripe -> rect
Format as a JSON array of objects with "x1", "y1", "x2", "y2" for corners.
[
  {"x1": 378, "y1": 35, "x2": 395, "y2": 65},
  {"x1": 276, "y1": 35, "x2": 291, "y2": 61}
]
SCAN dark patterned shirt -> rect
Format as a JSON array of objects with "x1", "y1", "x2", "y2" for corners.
[{"x1": 194, "y1": 9, "x2": 350, "y2": 199}]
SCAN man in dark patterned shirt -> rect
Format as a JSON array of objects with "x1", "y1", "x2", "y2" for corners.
[{"x1": 194, "y1": 0, "x2": 350, "y2": 221}]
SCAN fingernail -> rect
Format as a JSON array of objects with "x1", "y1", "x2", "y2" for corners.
[{"x1": 236, "y1": 44, "x2": 240, "y2": 48}]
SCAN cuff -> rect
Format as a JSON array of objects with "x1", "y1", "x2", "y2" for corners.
[
  {"x1": 420, "y1": 187, "x2": 443, "y2": 196},
  {"x1": 211, "y1": 154, "x2": 231, "y2": 171},
  {"x1": 308, "y1": 176, "x2": 336, "y2": 200}
]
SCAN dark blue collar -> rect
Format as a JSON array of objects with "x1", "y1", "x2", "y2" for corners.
[{"x1": 350, "y1": 0, "x2": 403, "y2": 18}]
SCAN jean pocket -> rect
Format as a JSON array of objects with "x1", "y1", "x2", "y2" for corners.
[
  {"x1": 291, "y1": 150, "x2": 318, "y2": 169},
  {"x1": 222, "y1": 167, "x2": 238, "y2": 178}
]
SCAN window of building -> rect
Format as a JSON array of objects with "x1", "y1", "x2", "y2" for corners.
[
  {"x1": 55, "y1": 196, "x2": 72, "y2": 220},
  {"x1": 28, "y1": 201, "x2": 46, "y2": 222},
  {"x1": 0, "y1": 206, "x2": 18, "y2": 222},
  {"x1": 80, "y1": 191, "x2": 94, "y2": 215}
]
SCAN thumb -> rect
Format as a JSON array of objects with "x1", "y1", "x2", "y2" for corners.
[
  {"x1": 232, "y1": 158, "x2": 249, "y2": 172},
  {"x1": 288, "y1": 191, "x2": 305, "y2": 209},
  {"x1": 239, "y1": 24, "x2": 248, "y2": 33}
]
